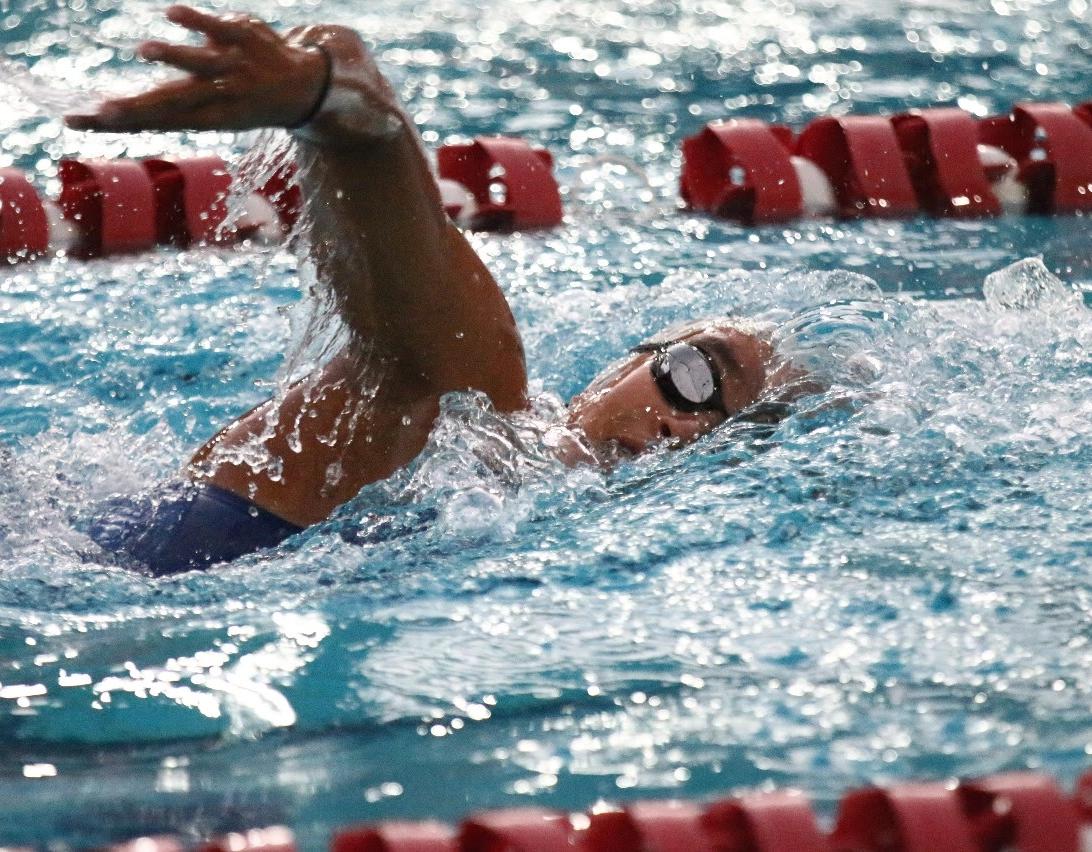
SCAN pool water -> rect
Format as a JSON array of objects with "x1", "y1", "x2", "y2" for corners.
[{"x1": 2, "y1": 0, "x2": 1092, "y2": 846}]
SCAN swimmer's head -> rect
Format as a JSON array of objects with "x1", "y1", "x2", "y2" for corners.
[{"x1": 567, "y1": 317, "x2": 782, "y2": 457}]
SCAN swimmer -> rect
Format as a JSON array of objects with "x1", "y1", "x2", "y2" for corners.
[{"x1": 66, "y1": 6, "x2": 800, "y2": 574}]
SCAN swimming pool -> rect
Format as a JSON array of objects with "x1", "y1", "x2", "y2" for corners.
[{"x1": 2, "y1": 0, "x2": 1092, "y2": 846}]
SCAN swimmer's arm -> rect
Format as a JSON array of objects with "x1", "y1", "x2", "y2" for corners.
[
  {"x1": 284, "y1": 24, "x2": 528, "y2": 412},
  {"x1": 64, "y1": 6, "x2": 528, "y2": 413}
]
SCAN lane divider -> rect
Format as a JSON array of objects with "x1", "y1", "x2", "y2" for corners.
[
  {"x1": 0, "y1": 155, "x2": 289, "y2": 263},
  {"x1": 3, "y1": 99, "x2": 1092, "y2": 265},
  {"x1": 0, "y1": 166, "x2": 51, "y2": 260},
  {"x1": 680, "y1": 101, "x2": 1092, "y2": 222},
  {"x1": 91, "y1": 768, "x2": 1092, "y2": 852},
  {"x1": 437, "y1": 137, "x2": 563, "y2": 230}
]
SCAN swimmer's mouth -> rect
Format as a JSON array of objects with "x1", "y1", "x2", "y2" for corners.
[
  {"x1": 580, "y1": 437, "x2": 640, "y2": 467},
  {"x1": 606, "y1": 437, "x2": 642, "y2": 459}
]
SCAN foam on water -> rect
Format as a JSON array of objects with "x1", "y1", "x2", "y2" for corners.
[{"x1": 2, "y1": 0, "x2": 1092, "y2": 846}]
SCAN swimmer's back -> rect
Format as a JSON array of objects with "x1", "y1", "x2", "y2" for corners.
[{"x1": 188, "y1": 354, "x2": 440, "y2": 528}]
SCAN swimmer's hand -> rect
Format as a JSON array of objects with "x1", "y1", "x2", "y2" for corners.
[{"x1": 63, "y1": 5, "x2": 329, "y2": 132}]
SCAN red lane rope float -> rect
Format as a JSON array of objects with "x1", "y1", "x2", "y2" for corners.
[
  {"x1": 891, "y1": 107, "x2": 1003, "y2": 217},
  {"x1": 979, "y1": 103, "x2": 1092, "y2": 214},
  {"x1": 144, "y1": 155, "x2": 233, "y2": 247},
  {"x1": 100, "y1": 768, "x2": 1092, "y2": 852},
  {"x1": 5, "y1": 99, "x2": 1092, "y2": 265},
  {"x1": 0, "y1": 167, "x2": 50, "y2": 261},
  {"x1": 331, "y1": 820, "x2": 458, "y2": 852},
  {"x1": 679, "y1": 119, "x2": 803, "y2": 224},
  {"x1": 585, "y1": 800, "x2": 714, "y2": 852},
  {"x1": 793, "y1": 115, "x2": 920, "y2": 218},
  {"x1": 254, "y1": 159, "x2": 303, "y2": 230},
  {"x1": 681, "y1": 101, "x2": 1092, "y2": 222},
  {"x1": 437, "y1": 136, "x2": 563, "y2": 230},
  {"x1": 0, "y1": 156, "x2": 286, "y2": 264},
  {"x1": 830, "y1": 782, "x2": 982, "y2": 852},
  {"x1": 960, "y1": 773, "x2": 1082, "y2": 852},
  {"x1": 703, "y1": 791, "x2": 830, "y2": 852},
  {"x1": 58, "y1": 158, "x2": 158, "y2": 258},
  {"x1": 460, "y1": 807, "x2": 574, "y2": 852}
]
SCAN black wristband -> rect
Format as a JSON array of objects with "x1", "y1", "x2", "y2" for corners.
[{"x1": 288, "y1": 43, "x2": 334, "y2": 129}]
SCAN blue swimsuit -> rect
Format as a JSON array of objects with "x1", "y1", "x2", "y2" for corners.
[{"x1": 87, "y1": 480, "x2": 304, "y2": 576}]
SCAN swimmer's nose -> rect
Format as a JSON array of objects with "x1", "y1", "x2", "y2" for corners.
[
  {"x1": 656, "y1": 410, "x2": 723, "y2": 446},
  {"x1": 575, "y1": 402, "x2": 715, "y2": 454}
]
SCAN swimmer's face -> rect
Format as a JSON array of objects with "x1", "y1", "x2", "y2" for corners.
[{"x1": 568, "y1": 326, "x2": 772, "y2": 457}]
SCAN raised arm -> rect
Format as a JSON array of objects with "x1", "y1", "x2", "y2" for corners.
[{"x1": 66, "y1": 6, "x2": 528, "y2": 412}]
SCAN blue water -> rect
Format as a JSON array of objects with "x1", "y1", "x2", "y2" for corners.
[{"x1": 2, "y1": 0, "x2": 1092, "y2": 847}]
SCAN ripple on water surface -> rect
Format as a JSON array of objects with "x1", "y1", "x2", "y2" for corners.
[{"x1": 2, "y1": 259, "x2": 1092, "y2": 843}]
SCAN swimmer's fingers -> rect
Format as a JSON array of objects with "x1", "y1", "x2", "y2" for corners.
[
  {"x1": 65, "y1": 4, "x2": 329, "y2": 134},
  {"x1": 65, "y1": 42, "x2": 328, "y2": 132},
  {"x1": 138, "y1": 40, "x2": 242, "y2": 78},
  {"x1": 143, "y1": 7, "x2": 288, "y2": 75},
  {"x1": 162, "y1": 5, "x2": 272, "y2": 48},
  {"x1": 65, "y1": 79, "x2": 218, "y2": 132}
]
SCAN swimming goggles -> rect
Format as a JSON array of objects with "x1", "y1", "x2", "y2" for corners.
[{"x1": 631, "y1": 341, "x2": 728, "y2": 415}]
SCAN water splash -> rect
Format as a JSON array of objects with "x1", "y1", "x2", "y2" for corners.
[
  {"x1": 984, "y1": 256, "x2": 1084, "y2": 313},
  {"x1": 0, "y1": 56, "x2": 95, "y2": 115}
]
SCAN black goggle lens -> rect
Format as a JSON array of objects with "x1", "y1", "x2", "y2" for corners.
[{"x1": 649, "y1": 343, "x2": 723, "y2": 413}]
